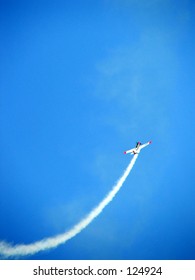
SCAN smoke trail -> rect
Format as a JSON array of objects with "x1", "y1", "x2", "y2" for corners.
[{"x1": 0, "y1": 154, "x2": 138, "y2": 258}]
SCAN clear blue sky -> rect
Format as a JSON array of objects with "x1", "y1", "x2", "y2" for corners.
[{"x1": 0, "y1": 0, "x2": 194, "y2": 260}]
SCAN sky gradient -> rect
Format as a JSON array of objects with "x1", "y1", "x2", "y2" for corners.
[{"x1": 0, "y1": 0, "x2": 195, "y2": 260}]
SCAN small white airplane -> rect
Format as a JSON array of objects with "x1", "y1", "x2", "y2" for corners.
[{"x1": 124, "y1": 141, "x2": 152, "y2": 155}]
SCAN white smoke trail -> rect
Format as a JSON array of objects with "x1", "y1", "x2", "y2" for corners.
[{"x1": 0, "y1": 154, "x2": 138, "y2": 258}]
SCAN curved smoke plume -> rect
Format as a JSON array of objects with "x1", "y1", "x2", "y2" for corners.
[{"x1": 0, "y1": 154, "x2": 138, "y2": 257}]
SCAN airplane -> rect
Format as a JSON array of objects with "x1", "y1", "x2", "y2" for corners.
[{"x1": 124, "y1": 141, "x2": 152, "y2": 155}]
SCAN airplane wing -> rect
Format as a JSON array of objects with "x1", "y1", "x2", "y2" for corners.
[
  {"x1": 124, "y1": 148, "x2": 135, "y2": 154},
  {"x1": 139, "y1": 141, "x2": 152, "y2": 150}
]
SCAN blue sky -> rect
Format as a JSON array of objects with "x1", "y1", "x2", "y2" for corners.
[{"x1": 0, "y1": 0, "x2": 194, "y2": 260}]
